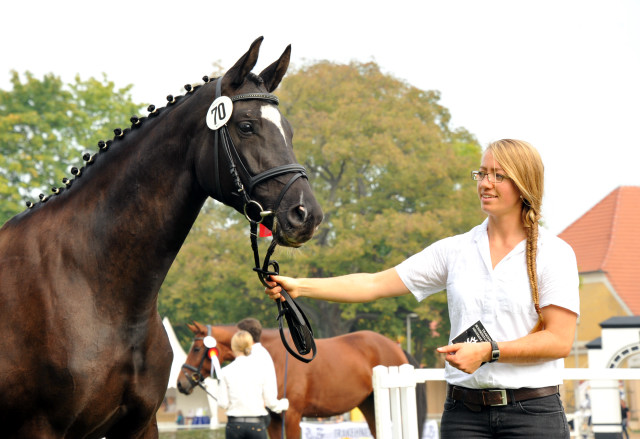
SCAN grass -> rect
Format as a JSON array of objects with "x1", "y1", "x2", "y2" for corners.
[{"x1": 159, "y1": 428, "x2": 225, "y2": 439}]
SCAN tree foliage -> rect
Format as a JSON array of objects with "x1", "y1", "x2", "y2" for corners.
[
  {"x1": 159, "y1": 61, "x2": 485, "y2": 364},
  {"x1": 0, "y1": 71, "x2": 143, "y2": 224}
]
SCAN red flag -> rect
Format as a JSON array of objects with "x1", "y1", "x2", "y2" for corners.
[{"x1": 259, "y1": 223, "x2": 272, "y2": 237}]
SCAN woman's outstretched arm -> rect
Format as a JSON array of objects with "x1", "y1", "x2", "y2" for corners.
[{"x1": 265, "y1": 267, "x2": 410, "y2": 303}]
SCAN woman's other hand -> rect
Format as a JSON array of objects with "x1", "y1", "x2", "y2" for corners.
[{"x1": 437, "y1": 342, "x2": 491, "y2": 374}]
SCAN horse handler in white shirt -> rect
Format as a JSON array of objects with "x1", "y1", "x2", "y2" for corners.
[
  {"x1": 237, "y1": 318, "x2": 278, "y2": 427},
  {"x1": 265, "y1": 139, "x2": 579, "y2": 439},
  {"x1": 218, "y1": 330, "x2": 288, "y2": 439}
]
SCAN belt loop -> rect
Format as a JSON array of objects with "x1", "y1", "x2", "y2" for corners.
[{"x1": 508, "y1": 389, "x2": 516, "y2": 406}]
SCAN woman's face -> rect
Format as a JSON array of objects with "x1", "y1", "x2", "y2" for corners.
[{"x1": 477, "y1": 150, "x2": 522, "y2": 219}]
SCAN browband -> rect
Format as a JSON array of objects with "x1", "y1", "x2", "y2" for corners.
[{"x1": 231, "y1": 93, "x2": 279, "y2": 105}]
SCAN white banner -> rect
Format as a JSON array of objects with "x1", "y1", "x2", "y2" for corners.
[
  {"x1": 300, "y1": 421, "x2": 373, "y2": 439},
  {"x1": 422, "y1": 420, "x2": 439, "y2": 439},
  {"x1": 300, "y1": 419, "x2": 438, "y2": 439}
]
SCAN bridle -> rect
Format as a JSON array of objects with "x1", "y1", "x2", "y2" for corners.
[
  {"x1": 180, "y1": 324, "x2": 219, "y2": 399},
  {"x1": 209, "y1": 76, "x2": 307, "y2": 224},
  {"x1": 209, "y1": 76, "x2": 317, "y2": 363}
]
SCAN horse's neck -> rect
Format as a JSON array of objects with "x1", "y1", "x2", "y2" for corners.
[
  {"x1": 21, "y1": 98, "x2": 210, "y2": 308},
  {"x1": 213, "y1": 326, "x2": 236, "y2": 344}
]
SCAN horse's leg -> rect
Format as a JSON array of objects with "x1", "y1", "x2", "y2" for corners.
[
  {"x1": 105, "y1": 323, "x2": 169, "y2": 439},
  {"x1": 15, "y1": 420, "x2": 62, "y2": 439},
  {"x1": 284, "y1": 410, "x2": 303, "y2": 439},
  {"x1": 266, "y1": 413, "x2": 283, "y2": 439},
  {"x1": 131, "y1": 421, "x2": 160, "y2": 439},
  {"x1": 105, "y1": 419, "x2": 159, "y2": 439},
  {"x1": 358, "y1": 393, "x2": 377, "y2": 438}
]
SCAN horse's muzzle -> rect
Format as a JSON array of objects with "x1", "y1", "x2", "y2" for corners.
[{"x1": 177, "y1": 376, "x2": 195, "y2": 395}]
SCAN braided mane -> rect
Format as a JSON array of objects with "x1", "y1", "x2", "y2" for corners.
[{"x1": 21, "y1": 79, "x2": 213, "y2": 211}]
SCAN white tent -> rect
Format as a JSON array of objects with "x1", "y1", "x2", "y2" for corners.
[
  {"x1": 160, "y1": 317, "x2": 219, "y2": 429},
  {"x1": 163, "y1": 316, "x2": 188, "y2": 386}
]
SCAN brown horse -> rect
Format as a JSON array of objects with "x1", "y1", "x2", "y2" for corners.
[
  {"x1": 178, "y1": 322, "x2": 427, "y2": 439},
  {"x1": 0, "y1": 37, "x2": 322, "y2": 439}
]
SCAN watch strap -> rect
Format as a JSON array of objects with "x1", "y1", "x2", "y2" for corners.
[{"x1": 489, "y1": 340, "x2": 500, "y2": 363}]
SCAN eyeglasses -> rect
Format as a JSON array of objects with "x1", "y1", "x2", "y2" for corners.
[{"x1": 471, "y1": 170, "x2": 509, "y2": 183}]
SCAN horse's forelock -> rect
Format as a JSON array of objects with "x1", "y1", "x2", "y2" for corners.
[{"x1": 245, "y1": 73, "x2": 264, "y2": 88}]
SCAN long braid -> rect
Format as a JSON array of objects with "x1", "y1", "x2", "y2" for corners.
[
  {"x1": 526, "y1": 221, "x2": 543, "y2": 332},
  {"x1": 490, "y1": 139, "x2": 545, "y2": 333},
  {"x1": 520, "y1": 182, "x2": 544, "y2": 333}
]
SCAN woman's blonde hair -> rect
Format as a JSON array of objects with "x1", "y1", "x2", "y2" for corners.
[
  {"x1": 231, "y1": 330, "x2": 253, "y2": 356},
  {"x1": 486, "y1": 139, "x2": 545, "y2": 332}
]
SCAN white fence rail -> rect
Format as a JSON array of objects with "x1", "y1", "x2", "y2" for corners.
[{"x1": 372, "y1": 366, "x2": 640, "y2": 439}]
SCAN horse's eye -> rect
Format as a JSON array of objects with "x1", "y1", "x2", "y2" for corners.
[
  {"x1": 194, "y1": 347, "x2": 201, "y2": 352},
  {"x1": 238, "y1": 122, "x2": 254, "y2": 134}
]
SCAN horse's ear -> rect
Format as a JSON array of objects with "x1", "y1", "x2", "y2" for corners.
[
  {"x1": 187, "y1": 322, "x2": 198, "y2": 334},
  {"x1": 196, "y1": 321, "x2": 208, "y2": 333},
  {"x1": 259, "y1": 44, "x2": 291, "y2": 92},
  {"x1": 225, "y1": 36, "x2": 263, "y2": 89}
]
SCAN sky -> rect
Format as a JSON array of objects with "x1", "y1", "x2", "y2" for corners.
[{"x1": 1, "y1": 0, "x2": 639, "y2": 234}]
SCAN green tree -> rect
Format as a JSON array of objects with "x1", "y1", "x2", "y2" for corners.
[
  {"x1": 0, "y1": 71, "x2": 144, "y2": 224},
  {"x1": 159, "y1": 61, "x2": 485, "y2": 364}
]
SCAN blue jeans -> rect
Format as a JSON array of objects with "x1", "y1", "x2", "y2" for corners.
[
  {"x1": 440, "y1": 393, "x2": 570, "y2": 438},
  {"x1": 623, "y1": 419, "x2": 630, "y2": 439},
  {"x1": 225, "y1": 421, "x2": 268, "y2": 439}
]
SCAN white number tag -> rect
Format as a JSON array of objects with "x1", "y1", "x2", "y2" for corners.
[
  {"x1": 206, "y1": 96, "x2": 233, "y2": 130},
  {"x1": 203, "y1": 335, "x2": 217, "y2": 348}
]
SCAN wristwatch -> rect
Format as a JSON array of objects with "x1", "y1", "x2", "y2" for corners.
[{"x1": 489, "y1": 340, "x2": 500, "y2": 363}]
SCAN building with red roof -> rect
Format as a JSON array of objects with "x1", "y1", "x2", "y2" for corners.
[
  {"x1": 557, "y1": 186, "x2": 640, "y2": 424},
  {"x1": 559, "y1": 186, "x2": 640, "y2": 350}
]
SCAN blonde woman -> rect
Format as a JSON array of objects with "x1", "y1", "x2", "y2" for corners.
[
  {"x1": 218, "y1": 330, "x2": 288, "y2": 439},
  {"x1": 265, "y1": 139, "x2": 579, "y2": 438}
]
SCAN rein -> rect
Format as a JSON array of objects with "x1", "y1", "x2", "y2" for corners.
[
  {"x1": 210, "y1": 77, "x2": 316, "y2": 363},
  {"x1": 251, "y1": 227, "x2": 317, "y2": 363}
]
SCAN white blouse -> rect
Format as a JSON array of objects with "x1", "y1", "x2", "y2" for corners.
[
  {"x1": 218, "y1": 354, "x2": 287, "y2": 416},
  {"x1": 396, "y1": 219, "x2": 580, "y2": 389}
]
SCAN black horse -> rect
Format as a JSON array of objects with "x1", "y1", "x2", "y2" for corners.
[{"x1": 0, "y1": 37, "x2": 322, "y2": 439}]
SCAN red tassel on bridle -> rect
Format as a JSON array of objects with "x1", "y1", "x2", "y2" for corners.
[{"x1": 259, "y1": 223, "x2": 272, "y2": 237}]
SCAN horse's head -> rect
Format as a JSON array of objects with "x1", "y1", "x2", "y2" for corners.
[
  {"x1": 192, "y1": 37, "x2": 322, "y2": 247},
  {"x1": 177, "y1": 322, "x2": 236, "y2": 395}
]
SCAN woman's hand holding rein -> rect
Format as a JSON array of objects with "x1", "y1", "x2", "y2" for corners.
[{"x1": 265, "y1": 274, "x2": 298, "y2": 301}]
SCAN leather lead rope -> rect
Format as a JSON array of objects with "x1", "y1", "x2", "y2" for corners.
[
  {"x1": 251, "y1": 222, "x2": 317, "y2": 363},
  {"x1": 282, "y1": 352, "x2": 289, "y2": 439}
]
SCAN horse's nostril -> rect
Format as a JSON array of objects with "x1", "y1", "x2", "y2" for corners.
[{"x1": 288, "y1": 205, "x2": 308, "y2": 226}]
